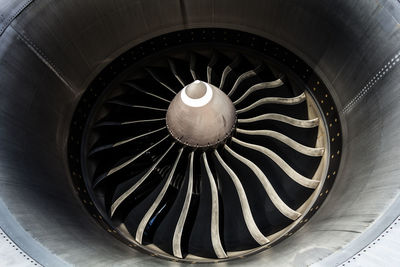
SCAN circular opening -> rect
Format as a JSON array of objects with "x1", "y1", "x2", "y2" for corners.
[
  {"x1": 185, "y1": 80, "x2": 207, "y2": 99},
  {"x1": 68, "y1": 28, "x2": 342, "y2": 263}
]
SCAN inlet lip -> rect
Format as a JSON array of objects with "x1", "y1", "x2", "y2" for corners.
[{"x1": 166, "y1": 80, "x2": 236, "y2": 148}]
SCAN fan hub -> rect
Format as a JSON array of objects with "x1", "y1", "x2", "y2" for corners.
[{"x1": 166, "y1": 80, "x2": 236, "y2": 148}]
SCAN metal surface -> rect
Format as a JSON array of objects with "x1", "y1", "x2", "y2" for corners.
[
  {"x1": 223, "y1": 144, "x2": 302, "y2": 220},
  {"x1": 166, "y1": 80, "x2": 236, "y2": 147},
  {"x1": 0, "y1": 0, "x2": 399, "y2": 266},
  {"x1": 214, "y1": 150, "x2": 270, "y2": 246},
  {"x1": 202, "y1": 153, "x2": 227, "y2": 259},
  {"x1": 68, "y1": 38, "x2": 331, "y2": 261}
]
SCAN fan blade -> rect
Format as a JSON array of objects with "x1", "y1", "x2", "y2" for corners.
[
  {"x1": 233, "y1": 79, "x2": 284, "y2": 105},
  {"x1": 107, "y1": 99, "x2": 167, "y2": 112},
  {"x1": 168, "y1": 58, "x2": 193, "y2": 87},
  {"x1": 172, "y1": 151, "x2": 195, "y2": 258},
  {"x1": 94, "y1": 135, "x2": 169, "y2": 186},
  {"x1": 110, "y1": 142, "x2": 176, "y2": 216},
  {"x1": 219, "y1": 56, "x2": 241, "y2": 89},
  {"x1": 94, "y1": 118, "x2": 165, "y2": 128},
  {"x1": 224, "y1": 145, "x2": 301, "y2": 220},
  {"x1": 145, "y1": 67, "x2": 178, "y2": 95},
  {"x1": 89, "y1": 126, "x2": 166, "y2": 155},
  {"x1": 202, "y1": 153, "x2": 227, "y2": 258},
  {"x1": 236, "y1": 93, "x2": 306, "y2": 114},
  {"x1": 236, "y1": 128, "x2": 324, "y2": 157},
  {"x1": 214, "y1": 150, "x2": 269, "y2": 245},
  {"x1": 135, "y1": 148, "x2": 184, "y2": 243},
  {"x1": 123, "y1": 81, "x2": 171, "y2": 103},
  {"x1": 238, "y1": 113, "x2": 319, "y2": 128},
  {"x1": 227, "y1": 65, "x2": 263, "y2": 96},
  {"x1": 232, "y1": 137, "x2": 319, "y2": 189}
]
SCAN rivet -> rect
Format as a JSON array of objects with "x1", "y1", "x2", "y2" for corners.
[
  {"x1": 333, "y1": 171, "x2": 336, "y2": 175},
  {"x1": 321, "y1": 100, "x2": 324, "y2": 104},
  {"x1": 325, "y1": 94, "x2": 328, "y2": 98},
  {"x1": 331, "y1": 138, "x2": 335, "y2": 142},
  {"x1": 337, "y1": 133, "x2": 340, "y2": 136},
  {"x1": 325, "y1": 190, "x2": 329, "y2": 194},
  {"x1": 313, "y1": 87, "x2": 316, "y2": 91},
  {"x1": 317, "y1": 81, "x2": 320, "y2": 85}
]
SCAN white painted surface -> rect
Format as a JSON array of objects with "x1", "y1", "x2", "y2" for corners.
[
  {"x1": 338, "y1": 216, "x2": 400, "y2": 267},
  {"x1": 180, "y1": 80, "x2": 213, "y2": 107},
  {"x1": 0, "y1": 228, "x2": 40, "y2": 267}
]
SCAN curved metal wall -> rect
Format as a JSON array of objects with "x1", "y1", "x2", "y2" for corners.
[{"x1": 0, "y1": 0, "x2": 399, "y2": 266}]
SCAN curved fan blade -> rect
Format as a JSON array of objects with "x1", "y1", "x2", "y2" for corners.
[
  {"x1": 107, "y1": 99, "x2": 168, "y2": 112},
  {"x1": 135, "y1": 148, "x2": 184, "y2": 243},
  {"x1": 168, "y1": 58, "x2": 194, "y2": 86},
  {"x1": 238, "y1": 113, "x2": 319, "y2": 128},
  {"x1": 94, "y1": 135, "x2": 170, "y2": 187},
  {"x1": 190, "y1": 52, "x2": 208, "y2": 81},
  {"x1": 236, "y1": 128, "x2": 324, "y2": 157},
  {"x1": 172, "y1": 151, "x2": 195, "y2": 258},
  {"x1": 110, "y1": 142, "x2": 176, "y2": 216},
  {"x1": 94, "y1": 118, "x2": 165, "y2": 128},
  {"x1": 214, "y1": 150, "x2": 270, "y2": 245},
  {"x1": 231, "y1": 137, "x2": 319, "y2": 189},
  {"x1": 219, "y1": 56, "x2": 241, "y2": 89},
  {"x1": 236, "y1": 93, "x2": 306, "y2": 114},
  {"x1": 233, "y1": 79, "x2": 284, "y2": 105},
  {"x1": 185, "y1": 153, "x2": 228, "y2": 258},
  {"x1": 207, "y1": 52, "x2": 231, "y2": 86},
  {"x1": 123, "y1": 81, "x2": 171, "y2": 103},
  {"x1": 224, "y1": 145, "x2": 301, "y2": 220},
  {"x1": 89, "y1": 126, "x2": 166, "y2": 155},
  {"x1": 145, "y1": 67, "x2": 178, "y2": 95},
  {"x1": 202, "y1": 153, "x2": 227, "y2": 258},
  {"x1": 227, "y1": 65, "x2": 263, "y2": 96}
]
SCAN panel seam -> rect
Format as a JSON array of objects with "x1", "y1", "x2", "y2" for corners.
[
  {"x1": 0, "y1": 0, "x2": 34, "y2": 36},
  {"x1": 10, "y1": 25, "x2": 76, "y2": 93},
  {"x1": 0, "y1": 227, "x2": 41, "y2": 266},
  {"x1": 341, "y1": 50, "x2": 400, "y2": 114}
]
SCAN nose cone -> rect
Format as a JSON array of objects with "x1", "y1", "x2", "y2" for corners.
[
  {"x1": 186, "y1": 80, "x2": 207, "y2": 99},
  {"x1": 166, "y1": 80, "x2": 236, "y2": 148}
]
